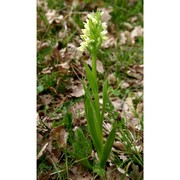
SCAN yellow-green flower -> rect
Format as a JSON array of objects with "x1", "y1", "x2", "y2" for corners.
[{"x1": 78, "y1": 11, "x2": 108, "y2": 52}]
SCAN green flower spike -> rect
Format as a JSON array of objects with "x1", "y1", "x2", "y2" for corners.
[{"x1": 78, "y1": 11, "x2": 108, "y2": 53}]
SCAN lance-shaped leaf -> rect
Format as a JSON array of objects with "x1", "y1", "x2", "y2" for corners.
[
  {"x1": 101, "y1": 78, "x2": 108, "y2": 125},
  {"x1": 100, "y1": 122, "x2": 117, "y2": 168},
  {"x1": 83, "y1": 81, "x2": 103, "y2": 157},
  {"x1": 84, "y1": 63, "x2": 100, "y2": 121}
]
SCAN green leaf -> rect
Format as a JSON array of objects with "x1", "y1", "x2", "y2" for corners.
[
  {"x1": 84, "y1": 63, "x2": 100, "y2": 120},
  {"x1": 101, "y1": 78, "x2": 108, "y2": 124},
  {"x1": 84, "y1": 95, "x2": 103, "y2": 158},
  {"x1": 100, "y1": 122, "x2": 117, "y2": 168},
  {"x1": 82, "y1": 81, "x2": 102, "y2": 137}
]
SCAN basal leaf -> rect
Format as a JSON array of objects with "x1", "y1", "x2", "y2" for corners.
[{"x1": 100, "y1": 122, "x2": 117, "y2": 168}]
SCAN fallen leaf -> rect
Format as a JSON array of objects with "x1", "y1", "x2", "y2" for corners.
[
  {"x1": 46, "y1": 10, "x2": 56, "y2": 24},
  {"x1": 40, "y1": 94, "x2": 53, "y2": 105},
  {"x1": 121, "y1": 81, "x2": 130, "y2": 88},
  {"x1": 70, "y1": 84, "x2": 85, "y2": 97},
  {"x1": 55, "y1": 62, "x2": 70, "y2": 70},
  {"x1": 126, "y1": 69, "x2": 143, "y2": 80},
  {"x1": 131, "y1": 26, "x2": 143, "y2": 44},
  {"x1": 114, "y1": 141, "x2": 125, "y2": 151},
  {"x1": 96, "y1": 60, "x2": 104, "y2": 73},
  {"x1": 106, "y1": 166, "x2": 122, "y2": 179},
  {"x1": 41, "y1": 67, "x2": 52, "y2": 74},
  {"x1": 97, "y1": 7, "x2": 112, "y2": 23},
  {"x1": 117, "y1": 167, "x2": 126, "y2": 174},
  {"x1": 122, "y1": 22, "x2": 133, "y2": 30},
  {"x1": 119, "y1": 154, "x2": 128, "y2": 161},
  {"x1": 45, "y1": 10, "x2": 63, "y2": 24},
  {"x1": 111, "y1": 98, "x2": 123, "y2": 111},
  {"x1": 133, "y1": 65, "x2": 143, "y2": 74},
  {"x1": 86, "y1": 59, "x2": 104, "y2": 73},
  {"x1": 137, "y1": 103, "x2": 143, "y2": 113},
  {"x1": 108, "y1": 73, "x2": 116, "y2": 85},
  {"x1": 130, "y1": 16, "x2": 138, "y2": 23},
  {"x1": 120, "y1": 31, "x2": 128, "y2": 45},
  {"x1": 102, "y1": 36, "x2": 116, "y2": 48},
  {"x1": 50, "y1": 126, "x2": 68, "y2": 148},
  {"x1": 38, "y1": 171, "x2": 51, "y2": 180}
]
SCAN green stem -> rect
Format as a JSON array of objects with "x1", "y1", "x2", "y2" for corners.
[{"x1": 92, "y1": 51, "x2": 97, "y2": 81}]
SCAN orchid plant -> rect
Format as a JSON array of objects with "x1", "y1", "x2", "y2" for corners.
[{"x1": 75, "y1": 11, "x2": 117, "y2": 174}]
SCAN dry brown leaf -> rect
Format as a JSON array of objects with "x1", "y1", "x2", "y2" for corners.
[
  {"x1": 120, "y1": 26, "x2": 143, "y2": 45},
  {"x1": 102, "y1": 35, "x2": 116, "y2": 48},
  {"x1": 137, "y1": 103, "x2": 143, "y2": 113},
  {"x1": 70, "y1": 83, "x2": 85, "y2": 97},
  {"x1": 38, "y1": 171, "x2": 51, "y2": 180},
  {"x1": 120, "y1": 31, "x2": 128, "y2": 45},
  {"x1": 41, "y1": 67, "x2": 52, "y2": 74},
  {"x1": 126, "y1": 69, "x2": 143, "y2": 80},
  {"x1": 97, "y1": 7, "x2": 112, "y2": 23},
  {"x1": 133, "y1": 64, "x2": 143, "y2": 74},
  {"x1": 108, "y1": 73, "x2": 116, "y2": 85},
  {"x1": 46, "y1": 10, "x2": 56, "y2": 24},
  {"x1": 131, "y1": 26, "x2": 143, "y2": 44},
  {"x1": 55, "y1": 62, "x2": 70, "y2": 70},
  {"x1": 114, "y1": 141, "x2": 125, "y2": 151},
  {"x1": 125, "y1": 97, "x2": 134, "y2": 111},
  {"x1": 50, "y1": 126, "x2": 68, "y2": 148},
  {"x1": 121, "y1": 81, "x2": 130, "y2": 88},
  {"x1": 117, "y1": 167, "x2": 126, "y2": 174},
  {"x1": 40, "y1": 94, "x2": 53, "y2": 105},
  {"x1": 70, "y1": 165, "x2": 93, "y2": 180},
  {"x1": 129, "y1": 118, "x2": 139, "y2": 127},
  {"x1": 122, "y1": 22, "x2": 133, "y2": 30},
  {"x1": 86, "y1": 59, "x2": 104, "y2": 73},
  {"x1": 37, "y1": 133, "x2": 43, "y2": 146},
  {"x1": 130, "y1": 16, "x2": 138, "y2": 23},
  {"x1": 45, "y1": 10, "x2": 63, "y2": 24},
  {"x1": 96, "y1": 60, "x2": 104, "y2": 73},
  {"x1": 122, "y1": 97, "x2": 136, "y2": 122},
  {"x1": 106, "y1": 165, "x2": 122, "y2": 179},
  {"x1": 119, "y1": 154, "x2": 128, "y2": 161},
  {"x1": 111, "y1": 98, "x2": 123, "y2": 111}
]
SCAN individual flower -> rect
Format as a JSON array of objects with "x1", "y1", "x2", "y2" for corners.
[{"x1": 78, "y1": 11, "x2": 108, "y2": 52}]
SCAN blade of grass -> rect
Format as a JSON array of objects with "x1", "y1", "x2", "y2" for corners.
[{"x1": 50, "y1": 158, "x2": 62, "y2": 180}]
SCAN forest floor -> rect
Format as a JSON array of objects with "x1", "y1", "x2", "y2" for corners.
[{"x1": 37, "y1": 0, "x2": 143, "y2": 179}]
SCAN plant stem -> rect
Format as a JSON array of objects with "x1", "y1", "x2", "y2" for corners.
[{"x1": 92, "y1": 51, "x2": 97, "y2": 81}]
